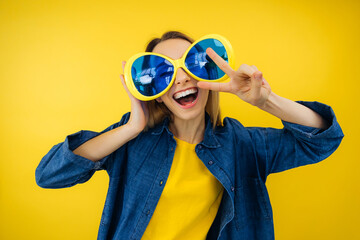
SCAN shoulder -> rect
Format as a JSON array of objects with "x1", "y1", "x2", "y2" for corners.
[
  {"x1": 222, "y1": 116, "x2": 244, "y2": 129},
  {"x1": 212, "y1": 117, "x2": 249, "y2": 144},
  {"x1": 216, "y1": 116, "x2": 269, "y2": 143},
  {"x1": 218, "y1": 116, "x2": 252, "y2": 135}
]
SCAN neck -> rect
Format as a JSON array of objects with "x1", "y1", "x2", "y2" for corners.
[{"x1": 169, "y1": 112, "x2": 206, "y2": 144}]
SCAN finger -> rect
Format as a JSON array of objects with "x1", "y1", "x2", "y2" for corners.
[
  {"x1": 120, "y1": 74, "x2": 140, "y2": 103},
  {"x1": 261, "y1": 77, "x2": 270, "y2": 87},
  {"x1": 250, "y1": 65, "x2": 258, "y2": 71},
  {"x1": 251, "y1": 71, "x2": 263, "y2": 96},
  {"x1": 122, "y1": 61, "x2": 126, "y2": 72},
  {"x1": 249, "y1": 65, "x2": 265, "y2": 85},
  {"x1": 197, "y1": 81, "x2": 232, "y2": 92},
  {"x1": 119, "y1": 74, "x2": 126, "y2": 87},
  {"x1": 206, "y1": 48, "x2": 235, "y2": 77},
  {"x1": 238, "y1": 64, "x2": 257, "y2": 78},
  {"x1": 120, "y1": 74, "x2": 130, "y2": 94}
]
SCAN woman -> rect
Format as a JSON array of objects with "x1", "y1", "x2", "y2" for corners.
[{"x1": 36, "y1": 31, "x2": 344, "y2": 240}]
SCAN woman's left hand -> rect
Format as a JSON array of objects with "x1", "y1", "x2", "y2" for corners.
[{"x1": 197, "y1": 48, "x2": 272, "y2": 108}]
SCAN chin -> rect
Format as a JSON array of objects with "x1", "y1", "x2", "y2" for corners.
[{"x1": 173, "y1": 108, "x2": 206, "y2": 121}]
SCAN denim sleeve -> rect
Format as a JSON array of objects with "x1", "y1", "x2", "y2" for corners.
[
  {"x1": 35, "y1": 112, "x2": 131, "y2": 189},
  {"x1": 246, "y1": 101, "x2": 344, "y2": 177}
]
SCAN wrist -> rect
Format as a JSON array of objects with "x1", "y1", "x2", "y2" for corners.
[
  {"x1": 257, "y1": 91, "x2": 278, "y2": 112},
  {"x1": 123, "y1": 122, "x2": 143, "y2": 139}
]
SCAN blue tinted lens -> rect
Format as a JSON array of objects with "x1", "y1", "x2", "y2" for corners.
[
  {"x1": 185, "y1": 39, "x2": 228, "y2": 80},
  {"x1": 131, "y1": 55, "x2": 174, "y2": 97}
]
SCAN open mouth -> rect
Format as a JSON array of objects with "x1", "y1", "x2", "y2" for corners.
[{"x1": 173, "y1": 87, "x2": 199, "y2": 107}]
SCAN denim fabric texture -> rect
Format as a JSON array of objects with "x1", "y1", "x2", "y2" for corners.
[{"x1": 35, "y1": 101, "x2": 344, "y2": 240}]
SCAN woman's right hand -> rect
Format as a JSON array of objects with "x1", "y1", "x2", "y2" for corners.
[{"x1": 120, "y1": 61, "x2": 149, "y2": 134}]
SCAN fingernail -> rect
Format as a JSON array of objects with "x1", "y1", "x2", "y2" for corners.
[
  {"x1": 206, "y1": 47, "x2": 214, "y2": 55},
  {"x1": 255, "y1": 72, "x2": 262, "y2": 80}
]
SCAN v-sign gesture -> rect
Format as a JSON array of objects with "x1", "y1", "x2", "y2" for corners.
[{"x1": 197, "y1": 48, "x2": 272, "y2": 108}]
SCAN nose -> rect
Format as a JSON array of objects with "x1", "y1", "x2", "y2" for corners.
[{"x1": 175, "y1": 68, "x2": 190, "y2": 85}]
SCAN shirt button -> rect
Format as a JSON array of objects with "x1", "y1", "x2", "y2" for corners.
[
  {"x1": 159, "y1": 180, "x2": 163, "y2": 186},
  {"x1": 208, "y1": 160, "x2": 214, "y2": 165},
  {"x1": 198, "y1": 145, "x2": 202, "y2": 150},
  {"x1": 146, "y1": 210, "x2": 150, "y2": 215},
  {"x1": 171, "y1": 147, "x2": 174, "y2": 151},
  {"x1": 231, "y1": 186, "x2": 235, "y2": 192}
]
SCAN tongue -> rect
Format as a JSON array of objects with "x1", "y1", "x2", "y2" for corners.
[{"x1": 178, "y1": 95, "x2": 196, "y2": 106}]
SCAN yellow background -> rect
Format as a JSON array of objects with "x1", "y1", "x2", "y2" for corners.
[{"x1": 0, "y1": 0, "x2": 358, "y2": 239}]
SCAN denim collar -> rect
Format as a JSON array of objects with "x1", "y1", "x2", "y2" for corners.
[{"x1": 150, "y1": 112, "x2": 222, "y2": 149}]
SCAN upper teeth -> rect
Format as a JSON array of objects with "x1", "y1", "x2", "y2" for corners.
[{"x1": 173, "y1": 88, "x2": 198, "y2": 100}]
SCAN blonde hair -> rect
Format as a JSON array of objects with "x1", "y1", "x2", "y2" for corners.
[{"x1": 144, "y1": 31, "x2": 222, "y2": 130}]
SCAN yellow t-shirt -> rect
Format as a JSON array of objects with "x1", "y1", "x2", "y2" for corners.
[{"x1": 141, "y1": 137, "x2": 224, "y2": 240}]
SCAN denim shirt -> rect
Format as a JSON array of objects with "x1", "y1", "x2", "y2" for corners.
[{"x1": 35, "y1": 101, "x2": 344, "y2": 240}]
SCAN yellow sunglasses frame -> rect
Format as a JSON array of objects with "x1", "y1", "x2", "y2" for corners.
[{"x1": 124, "y1": 34, "x2": 235, "y2": 101}]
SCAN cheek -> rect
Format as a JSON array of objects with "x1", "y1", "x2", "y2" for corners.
[
  {"x1": 158, "y1": 93, "x2": 173, "y2": 105},
  {"x1": 200, "y1": 90, "x2": 210, "y2": 103},
  {"x1": 160, "y1": 85, "x2": 176, "y2": 104}
]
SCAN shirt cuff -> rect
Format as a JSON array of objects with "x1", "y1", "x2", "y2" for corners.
[
  {"x1": 281, "y1": 101, "x2": 344, "y2": 140},
  {"x1": 63, "y1": 130, "x2": 106, "y2": 170}
]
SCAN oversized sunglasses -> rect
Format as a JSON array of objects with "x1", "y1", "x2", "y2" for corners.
[{"x1": 124, "y1": 34, "x2": 235, "y2": 101}]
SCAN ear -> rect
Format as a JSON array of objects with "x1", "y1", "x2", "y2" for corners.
[{"x1": 155, "y1": 97, "x2": 163, "y2": 103}]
